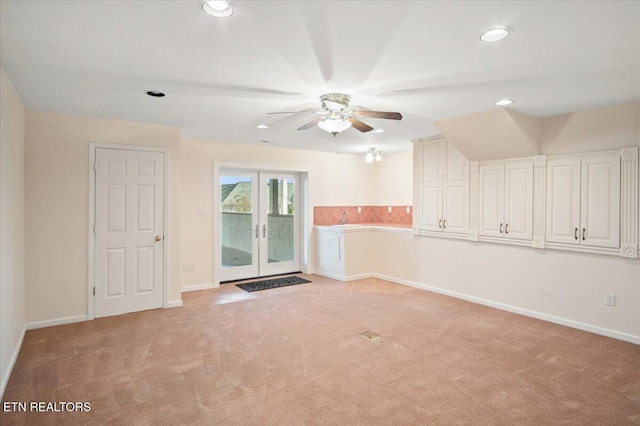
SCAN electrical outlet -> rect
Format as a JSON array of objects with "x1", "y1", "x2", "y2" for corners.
[
  {"x1": 182, "y1": 264, "x2": 189, "y2": 272},
  {"x1": 357, "y1": 206, "x2": 362, "y2": 213},
  {"x1": 605, "y1": 293, "x2": 616, "y2": 307},
  {"x1": 189, "y1": 263, "x2": 195, "y2": 272},
  {"x1": 406, "y1": 206, "x2": 411, "y2": 213},
  {"x1": 388, "y1": 206, "x2": 392, "y2": 213},
  {"x1": 196, "y1": 208, "x2": 208, "y2": 217},
  {"x1": 413, "y1": 260, "x2": 419, "y2": 269}
]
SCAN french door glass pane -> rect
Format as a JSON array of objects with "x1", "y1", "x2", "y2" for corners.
[
  {"x1": 220, "y1": 175, "x2": 254, "y2": 268},
  {"x1": 266, "y1": 178, "x2": 294, "y2": 263}
]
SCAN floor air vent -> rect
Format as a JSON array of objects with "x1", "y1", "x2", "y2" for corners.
[{"x1": 359, "y1": 331, "x2": 380, "y2": 340}]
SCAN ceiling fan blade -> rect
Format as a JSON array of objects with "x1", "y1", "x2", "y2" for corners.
[
  {"x1": 352, "y1": 110, "x2": 403, "y2": 120},
  {"x1": 297, "y1": 118, "x2": 321, "y2": 131},
  {"x1": 348, "y1": 117, "x2": 374, "y2": 133}
]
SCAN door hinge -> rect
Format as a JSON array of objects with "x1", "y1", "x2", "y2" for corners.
[
  {"x1": 94, "y1": 162, "x2": 98, "y2": 171},
  {"x1": 93, "y1": 287, "x2": 95, "y2": 296}
]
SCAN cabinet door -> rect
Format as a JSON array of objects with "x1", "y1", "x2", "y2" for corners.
[
  {"x1": 504, "y1": 161, "x2": 533, "y2": 240},
  {"x1": 580, "y1": 155, "x2": 620, "y2": 248},
  {"x1": 421, "y1": 141, "x2": 443, "y2": 186},
  {"x1": 443, "y1": 143, "x2": 469, "y2": 234},
  {"x1": 420, "y1": 141, "x2": 444, "y2": 231},
  {"x1": 420, "y1": 186, "x2": 442, "y2": 231},
  {"x1": 546, "y1": 158, "x2": 580, "y2": 244},
  {"x1": 479, "y1": 164, "x2": 504, "y2": 237}
]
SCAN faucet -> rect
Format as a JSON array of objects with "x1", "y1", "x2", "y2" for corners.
[{"x1": 338, "y1": 210, "x2": 349, "y2": 225}]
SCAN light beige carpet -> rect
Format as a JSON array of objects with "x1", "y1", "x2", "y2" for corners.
[{"x1": 1, "y1": 275, "x2": 639, "y2": 425}]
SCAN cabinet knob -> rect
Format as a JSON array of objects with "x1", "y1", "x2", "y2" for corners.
[
  {"x1": 505, "y1": 223, "x2": 509, "y2": 234},
  {"x1": 443, "y1": 219, "x2": 446, "y2": 229},
  {"x1": 582, "y1": 228, "x2": 586, "y2": 241},
  {"x1": 574, "y1": 227, "x2": 578, "y2": 240},
  {"x1": 439, "y1": 219, "x2": 442, "y2": 229},
  {"x1": 499, "y1": 223, "x2": 503, "y2": 234}
]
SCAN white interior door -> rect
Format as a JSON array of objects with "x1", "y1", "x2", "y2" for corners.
[
  {"x1": 94, "y1": 148, "x2": 164, "y2": 318},
  {"x1": 219, "y1": 170, "x2": 300, "y2": 281}
]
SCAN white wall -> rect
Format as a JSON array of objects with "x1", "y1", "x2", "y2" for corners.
[
  {"x1": 0, "y1": 66, "x2": 26, "y2": 396},
  {"x1": 180, "y1": 137, "x2": 377, "y2": 288},
  {"x1": 25, "y1": 111, "x2": 182, "y2": 324},
  {"x1": 370, "y1": 151, "x2": 413, "y2": 206},
  {"x1": 541, "y1": 102, "x2": 639, "y2": 155},
  {"x1": 373, "y1": 232, "x2": 640, "y2": 340}
]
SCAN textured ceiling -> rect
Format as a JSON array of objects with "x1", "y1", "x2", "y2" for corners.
[{"x1": 1, "y1": 1, "x2": 639, "y2": 155}]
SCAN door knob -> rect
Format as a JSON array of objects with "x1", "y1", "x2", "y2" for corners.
[{"x1": 155, "y1": 235, "x2": 162, "y2": 242}]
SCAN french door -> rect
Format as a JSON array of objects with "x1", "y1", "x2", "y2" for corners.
[{"x1": 219, "y1": 170, "x2": 300, "y2": 282}]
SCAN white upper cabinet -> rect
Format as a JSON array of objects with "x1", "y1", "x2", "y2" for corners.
[
  {"x1": 413, "y1": 139, "x2": 636, "y2": 258},
  {"x1": 546, "y1": 154, "x2": 620, "y2": 248},
  {"x1": 479, "y1": 160, "x2": 533, "y2": 240},
  {"x1": 418, "y1": 138, "x2": 468, "y2": 234}
]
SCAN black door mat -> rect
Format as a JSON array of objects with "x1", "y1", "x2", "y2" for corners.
[{"x1": 236, "y1": 276, "x2": 311, "y2": 292}]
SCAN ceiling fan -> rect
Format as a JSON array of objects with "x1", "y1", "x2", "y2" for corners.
[{"x1": 269, "y1": 93, "x2": 402, "y2": 136}]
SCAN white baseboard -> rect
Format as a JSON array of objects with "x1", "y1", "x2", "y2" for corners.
[
  {"x1": 1, "y1": 324, "x2": 26, "y2": 399},
  {"x1": 167, "y1": 300, "x2": 183, "y2": 308},
  {"x1": 314, "y1": 270, "x2": 347, "y2": 282},
  {"x1": 345, "y1": 273, "x2": 374, "y2": 281},
  {"x1": 181, "y1": 283, "x2": 216, "y2": 293},
  {"x1": 314, "y1": 270, "x2": 374, "y2": 282},
  {"x1": 26, "y1": 314, "x2": 88, "y2": 331},
  {"x1": 371, "y1": 273, "x2": 640, "y2": 346}
]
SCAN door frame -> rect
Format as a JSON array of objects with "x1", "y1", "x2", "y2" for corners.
[
  {"x1": 88, "y1": 142, "x2": 170, "y2": 320},
  {"x1": 213, "y1": 162, "x2": 311, "y2": 287}
]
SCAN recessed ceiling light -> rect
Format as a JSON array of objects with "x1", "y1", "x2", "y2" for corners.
[
  {"x1": 202, "y1": 1, "x2": 234, "y2": 18},
  {"x1": 480, "y1": 28, "x2": 510, "y2": 42},
  {"x1": 372, "y1": 128, "x2": 385, "y2": 133},
  {"x1": 146, "y1": 91, "x2": 165, "y2": 98},
  {"x1": 256, "y1": 124, "x2": 269, "y2": 129},
  {"x1": 496, "y1": 99, "x2": 514, "y2": 106}
]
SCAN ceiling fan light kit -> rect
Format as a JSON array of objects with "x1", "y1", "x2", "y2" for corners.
[
  {"x1": 289, "y1": 93, "x2": 403, "y2": 137},
  {"x1": 317, "y1": 116, "x2": 352, "y2": 136}
]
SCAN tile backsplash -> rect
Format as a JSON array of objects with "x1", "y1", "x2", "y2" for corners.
[{"x1": 314, "y1": 206, "x2": 412, "y2": 226}]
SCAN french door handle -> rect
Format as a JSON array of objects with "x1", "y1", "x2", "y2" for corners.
[
  {"x1": 582, "y1": 228, "x2": 586, "y2": 241},
  {"x1": 255, "y1": 224, "x2": 259, "y2": 239},
  {"x1": 574, "y1": 227, "x2": 578, "y2": 240},
  {"x1": 499, "y1": 223, "x2": 503, "y2": 234},
  {"x1": 263, "y1": 224, "x2": 268, "y2": 238}
]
